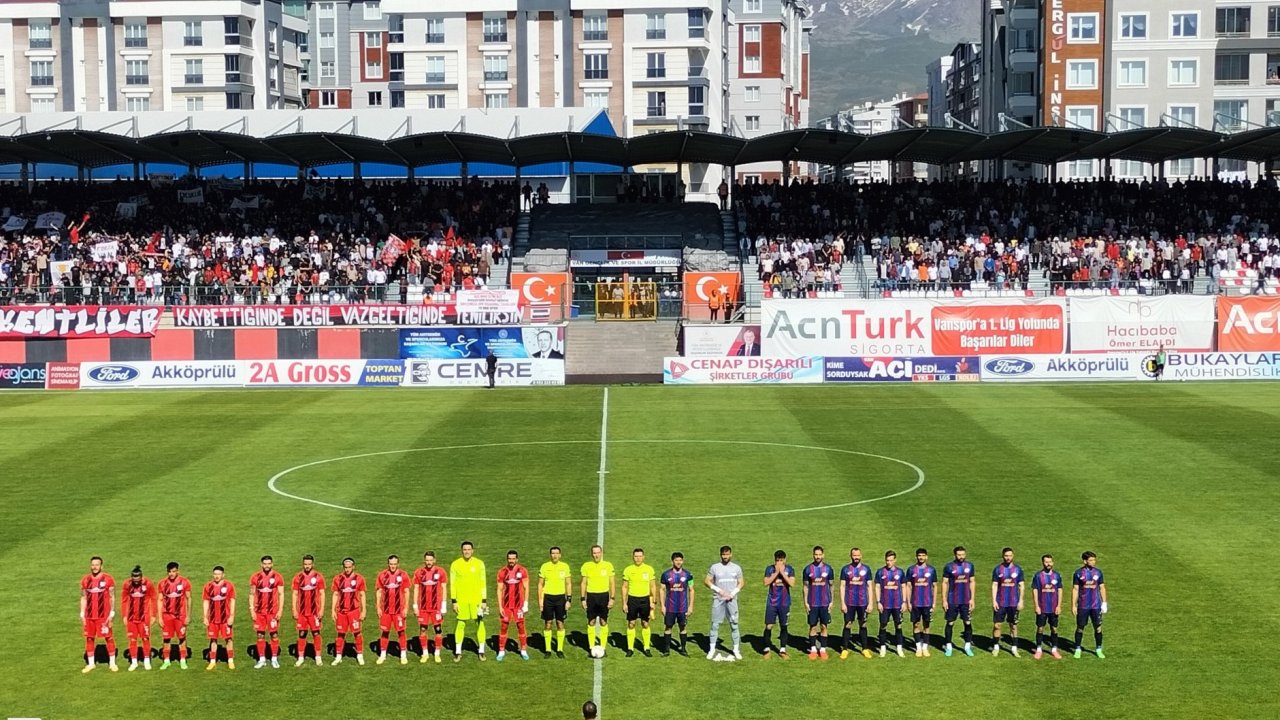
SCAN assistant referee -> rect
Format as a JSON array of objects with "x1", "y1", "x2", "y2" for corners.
[
  {"x1": 579, "y1": 545, "x2": 615, "y2": 656},
  {"x1": 538, "y1": 546, "x2": 572, "y2": 657}
]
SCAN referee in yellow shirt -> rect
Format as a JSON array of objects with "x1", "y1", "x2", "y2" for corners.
[
  {"x1": 538, "y1": 546, "x2": 572, "y2": 658},
  {"x1": 622, "y1": 548, "x2": 658, "y2": 657},
  {"x1": 449, "y1": 541, "x2": 488, "y2": 662},
  {"x1": 579, "y1": 545, "x2": 615, "y2": 656}
]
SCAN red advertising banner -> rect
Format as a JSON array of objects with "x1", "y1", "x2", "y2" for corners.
[
  {"x1": 1217, "y1": 296, "x2": 1280, "y2": 352},
  {"x1": 930, "y1": 302, "x2": 1066, "y2": 355},
  {"x1": 171, "y1": 304, "x2": 456, "y2": 328},
  {"x1": 0, "y1": 306, "x2": 161, "y2": 339}
]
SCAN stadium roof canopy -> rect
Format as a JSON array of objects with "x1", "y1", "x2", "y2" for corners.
[{"x1": 1, "y1": 109, "x2": 1277, "y2": 171}]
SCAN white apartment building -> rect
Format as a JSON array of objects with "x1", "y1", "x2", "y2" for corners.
[
  {"x1": 813, "y1": 96, "x2": 900, "y2": 183},
  {"x1": 0, "y1": 0, "x2": 306, "y2": 113}
]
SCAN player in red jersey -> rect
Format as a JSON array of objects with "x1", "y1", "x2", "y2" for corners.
[
  {"x1": 291, "y1": 554, "x2": 326, "y2": 667},
  {"x1": 156, "y1": 561, "x2": 192, "y2": 670},
  {"x1": 80, "y1": 556, "x2": 118, "y2": 673},
  {"x1": 375, "y1": 555, "x2": 411, "y2": 665},
  {"x1": 413, "y1": 551, "x2": 449, "y2": 664},
  {"x1": 202, "y1": 566, "x2": 237, "y2": 670},
  {"x1": 120, "y1": 565, "x2": 156, "y2": 671},
  {"x1": 496, "y1": 550, "x2": 531, "y2": 662},
  {"x1": 330, "y1": 557, "x2": 367, "y2": 666},
  {"x1": 250, "y1": 555, "x2": 285, "y2": 669}
]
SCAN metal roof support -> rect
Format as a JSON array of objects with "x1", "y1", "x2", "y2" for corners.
[
  {"x1": 1105, "y1": 112, "x2": 1143, "y2": 132},
  {"x1": 269, "y1": 116, "x2": 302, "y2": 136},
  {"x1": 998, "y1": 113, "x2": 1032, "y2": 132},
  {"x1": 944, "y1": 113, "x2": 977, "y2": 132},
  {"x1": 218, "y1": 116, "x2": 249, "y2": 134}
]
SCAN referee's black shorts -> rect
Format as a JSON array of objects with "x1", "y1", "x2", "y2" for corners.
[
  {"x1": 626, "y1": 597, "x2": 651, "y2": 622},
  {"x1": 586, "y1": 592, "x2": 610, "y2": 621},
  {"x1": 541, "y1": 594, "x2": 567, "y2": 622}
]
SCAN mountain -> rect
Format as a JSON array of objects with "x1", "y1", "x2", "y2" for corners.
[{"x1": 806, "y1": 0, "x2": 980, "y2": 119}]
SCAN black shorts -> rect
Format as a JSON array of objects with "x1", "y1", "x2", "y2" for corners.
[
  {"x1": 541, "y1": 595, "x2": 567, "y2": 622},
  {"x1": 910, "y1": 607, "x2": 933, "y2": 625},
  {"x1": 1036, "y1": 613, "x2": 1059, "y2": 629},
  {"x1": 663, "y1": 611, "x2": 687, "y2": 629},
  {"x1": 879, "y1": 608, "x2": 903, "y2": 626},
  {"x1": 586, "y1": 592, "x2": 610, "y2": 622},
  {"x1": 626, "y1": 597, "x2": 651, "y2": 622},
  {"x1": 764, "y1": 605, "x2": 789, "y2": 625},
  {"x1": 807, "y1": 607, "x2": 831, "y2": 627},
  {"x1": 1076, "y1": 609, "x2": 1102, "y2": 628},
  {"x1": 993, "y1": 608, "x2": 1019, "y2": 625},
  {"x1": 843, "y1": 607, "x2": 868, "y2": 625},
  {"x1": 945, "y1": 605, "x2": 971, "y2": 623}
]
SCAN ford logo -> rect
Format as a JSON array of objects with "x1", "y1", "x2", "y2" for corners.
[
  {"x1": 984, "y1": 358, "x2": 1033, "y2": 376},
  {"x1": 88, "y1": 365, "x2": 140, "y2": 383}
]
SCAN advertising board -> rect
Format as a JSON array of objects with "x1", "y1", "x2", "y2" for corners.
[
  {"x1": 400, "y1": 326, "x2": 565, "y2": 359},
  {"x1": 682, "y1": 325, "x2": 761, "y2": 357},
  {"x1": 824, "y1": 356, "x2": 981, "y2": 383},
  {"x1": 978, "y1": 353, "x2": 1148, "y2": 382},
  {"x1": 1216, "y1": 297, "x2": 1280, "y2": 352},
  {"x1": 0, "y1": 305, "x2": 162, "y2": 339},
  {"x1": 0, "y1": 363, "x2": 47, "y2": 389},
  {"x1": 662, "y1": 357, "x2": 824, "y2": 384},
  {"x1": 172, "y1": 304, "x2": 456, "y2": 328},
  {"x1": 1159, "y1": 352, "x2": 1280, "y2": 381},
  {"x1": 1069, "y1": 296, "x2": 1215, "y2": 352},
  {"x1": 401, "y1": 358, "x2": 565, "y2": 386}
]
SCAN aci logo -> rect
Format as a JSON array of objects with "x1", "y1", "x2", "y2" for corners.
[
  {"x1": 87, "y1": 365, "x2": 140, "y2": 383},
  {"x1": 668, "y1": 361, "x2": 689, "y2": 380},
  {"x1": 983, "y1": 357, "x2": 1033, "y2": 376}
]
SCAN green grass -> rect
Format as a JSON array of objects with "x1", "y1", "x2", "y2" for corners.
[{"x1": 2, "y1": 384, "x2": 1279, "y2": 719}]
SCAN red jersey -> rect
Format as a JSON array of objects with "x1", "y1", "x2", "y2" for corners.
[
  {"x1": 292, "y1": 570, "x2": 326, "y2": 617},
  {"x1": 81, "y1": 572, "x2": 115, "y2": 620},
  {"x1": 158, "y1": 576, "x2": 192, "y2": 617},
  {"x1": 203, "y1": 580, "x2": 235, "y2": 625},
  {"x1": 331, "y1": 572, "x2": 366, "y2": 614},
  {"x1": 120, "y1": 578, "x2": 155, "y2": 623},
  {"x1": 249, "y1": 569, "x2": 285, "y2": 616},
  {"x1": 413, "y1": 566, "x2": 448, "y2": 614},
  {"x1": 497, "y1": 564, "x2": 529, "y2": 610},
  {"x1": 376, "y1": 569, "x2": 411, "y2": 616}
]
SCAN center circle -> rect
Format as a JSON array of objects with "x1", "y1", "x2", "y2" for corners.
[{"x1": 266, "y1": 440, "x2": 925, "y2": 523}]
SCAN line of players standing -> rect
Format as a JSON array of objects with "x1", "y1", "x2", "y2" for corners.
[{"x1": 76, "y1": 543, "x2": 1108, "y2": 673}]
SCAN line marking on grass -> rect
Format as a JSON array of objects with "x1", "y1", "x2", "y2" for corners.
[
  {"x1": 265, "y1": 439, "x2": 925, "y2": 523},
  {"x1": 593, "y1": 387, "x2": 607, "y2": 715}
]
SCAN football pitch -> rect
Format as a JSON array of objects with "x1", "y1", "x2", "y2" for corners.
[{"x1": 2, "y1": 383, "x2": 1278, "y2": 719}]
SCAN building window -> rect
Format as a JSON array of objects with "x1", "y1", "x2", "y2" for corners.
[
  {"x1": 320, "y1": 60, "x2": 335, "y2": 79},
  {"x1": 1115, "y1": 106, "x2": 1146, "y2": 175},
  {"x1": 585, "y1": 91, "x2": 608, "y2": 108},
  {"x1": 1009, "y1": 72, "x2": 1034, "y2": 96},
  {"x1": 688, "y1": 86, "x2": 705, "y2": 116},
  {"x1": 743, "y1": 25, "x2": 761, "y2": 43},
  {"x1": 268, "y1": 21, "x2": 278, "y2": 53},
  {"x1": 744, "y1": 0, "x2": 762, "y2": 13},
  {"x1": 647, "y1": 91, "x2": 666, "y2": 117},
  {"x1": 319, "y1": 31, "x2": 334, "y2": 48},
  {"x1": 31, "y1": 96, "x2": 54, "y2": 113},
  {"x1": 744, "y1": 51, "x2": 761, "y2": 73},
  {"x1": 583, "y1": 13, "x2": 607, "y2": 41},
  {"x1": 1172, "y1": 13, "x2": 1198, "y2": 38},
  {"x1": 1066, "y1": 59, "x2": 1097, "y2": 89},
  {"x1": 363, "y1": 1, "x2": 381, "y2": 21},
  {"x1": 745, "y1": 85, "x2": 760, "y2": 102},
  {"x1": 186, "y1": 96, "x2": 204, "y2": 111},
  {"x1": 368, "y1": 91, "x2": 383, "y2": 106},
  {"x1": 319, "y1": 90, "x2": 336, "y2": 108},
  {"x1": 1117, "y1": 59, "x2": 1146, "y2": 87},
  {"x1": 427, "y1": 93, "x2": 446, "y2": 109},
  {"x1": 425, "y1": 56, "x2": 445, "y2": 83},
  {"x1": 483, "y1": 55, "x2": 508, "y2": 82},
  {"x1": 1216, "y1": 54, "x2": 1249, "y2": 85},
  {"x1": 1169, "y1": 59, "x2": 1198, "y2": 86},
  {"x1": 297, "y1": 32, "x2": 307, "y2": 52},
  {"x1": 1169, "y1": 104, "x2": 1197, "y2": 127},
  {"x1": 646, "y1": 52, "x2": 666, "y2": 78},
  {"x1": 28, "y1": 20, "x2": 52, "y2": 49},
  {"x1": 125, "y1": 59, "x2": 148, "y2": 85},
  {"x1": 225, "y1": 54, "x2": 242, "y2": 82},
  {"x1": 484, "y1": 92, "x2": 508, "y2": 109},
  {"x1": 1065, "y1": 106, "x2": 1097, "y2": 133},
  {"x1": 226, "y1": 92, "x2": 243, "y2": 109},
  {"x1": 1068, "y1": 14, "x2": 1098, "y2": 43},
  {"x1": 301, "y1": 59, "x2": 310, "y2": 83},
  {"x1": 483, "y1": 17, "x2": 507, "y2": 43},
  {"x1": 646, "y1": 14, "x2": 665, "y2": 40},
  {"x1": 388, "y1": 15, "x2": 403, "y2": 43},
  {"x1": 745, "y1": 115, "x2": 761, "y2": 131},
  {"x1": 126, "y1": 96, "x2": 149, "y2": 112},
  {"x1": 29, "y1": 60, "x2": 54, "y2": 86},
  {"x1": 184, "y1": 21, "x2": 203, "y2": 46},
  {"x1": 185, "y1": 59, "x2": 204, "y2": 84},
  {"x1": 366, "y1": 60, "x2": 382, "y2": 79},
  {"x1": 688, "y1": 9, "x2": 706, "y2": 38},
  {"x1": 584, "y1": 53, "x2": 608, "y2": 80},
  {"x1": 223, "y1": 17, "x2": 240, "y2": 45},
  {"x1": 425, "y1": 17, "x2": 445, "y2": 44},
  {"x1": 1216, "y1": 7, "x2": 1250, "y2": 37},
  {"x1": 318, "y1": 2, "x2": 335, "y2": 19},
  {"x1": 1118, "y1": 13, "x2": 1146, "y2": 39},
  {"x1": 390, "y1": 90, "x2": 404, "y2": 108},
  {"x1": 365, "y1": 31, "x2": 382, "y2": 48},
  {"x1": 124, "y1": 22, "x2": 148, "y2": 48},
  {"x1": 1215, "y1": 99, "x2": 1248, "y2": 130},
  {"x1": 1270, "y1": 8, "x2": 1280, "y2": 37},
  {"x1": 389, "y1": 52, "x2": 404, "y2": 82}
]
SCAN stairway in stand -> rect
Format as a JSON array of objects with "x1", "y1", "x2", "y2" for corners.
[{"x1": 566, "y1": 320, "x2": 677, "y2": 384}]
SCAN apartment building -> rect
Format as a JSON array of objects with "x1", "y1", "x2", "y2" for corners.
[{"x1": 0, "y1": 0, "x2": 306, "y2": 113}]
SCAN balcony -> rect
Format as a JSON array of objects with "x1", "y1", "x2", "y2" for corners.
[
  {"x1": 483, "y1": 71, "x2": 508, "y2": 82},
  {"x1": 646, "y1": 68, "x2": 666, "y2": 79},
  {"x1": 388, "y1": 32, "x2": 403, "y2": 43},
  {"x1": 646, "y1": 30, "x2": 666, "y2": 40},
  {"x1": 1215, "y1": 77, "x2": 1249, "y2": 86},
  {"x1": 583, "y1": 30, "x2": 607, "y2": 42},
  {"x1": 425, "y1": 33, "x2": 444, "y2": 44},
  {"x1": 184, "y1": 36, "x2": 203, "y2": 46},
  {"x1": 584, "y1": 69, "x2": 608, "y2": 80},
  {"x1": 1216, "y1": 31, "x2": 1250, "y2": 39},
  {"x1": 425, "y1": 73, "x2": 446, "y2": 83},
  {"x1": 389, "y1": 70, "x2": 403, "y2": 82},
  {"x1": 29, "y1": 38, "x2": 52, "y2": 50},
  {"x1": 124, "y1": 37, "x2": 148, "y2": 49},
  {"x1": 30, "y1": 75, "x2": 54, "y2": 87},
  {"x1": 184, "y1": 74, "x2": 204, "y2": 84},
  {"x1": 647, "y1": 105, "x2": 666, "y2": 117},
  {"x1": 482, "y1": 32, "x2": 507, "y2": 44}
]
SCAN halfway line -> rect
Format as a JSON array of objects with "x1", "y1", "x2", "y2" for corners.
[{"x1": 593, "y1": 387, "x2": 608, "y2": 715}]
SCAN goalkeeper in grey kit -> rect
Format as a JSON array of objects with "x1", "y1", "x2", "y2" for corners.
[{"x1": 704, "y1": 545, "x2": 745, "y2": 659}]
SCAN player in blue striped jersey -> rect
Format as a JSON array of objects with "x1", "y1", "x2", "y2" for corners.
[
  {"x1": 906, "y1": 548, "x2": 938, "y2": 657},
  {"x1": 1072, "y1": 551, "x2": 1107, "y2": 659},
  {"x1": 1030, "y1": 554, "x2": 1063, "y2": 660},
  {"x1": 941, "y1": 546, "x2": 976, "y2": 657},
  {"x1": 658, "y1": 552, "x2": 694, "y2": 657},
  {"x1": 802, "y1": 546, "x2": 835, "y2": 660},
  {"x1": 874, "y1": 550, "x2": 907, "y2": 658},
  {"x1": 837, "y1": 547, "x2": 874, "y2": 660},
  {"x1": 990, "y1": 547, "x2": 1025, "y2": 657},
  {"x1": 761, "y1": 550, "x2": 794, "y2": 659}
]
